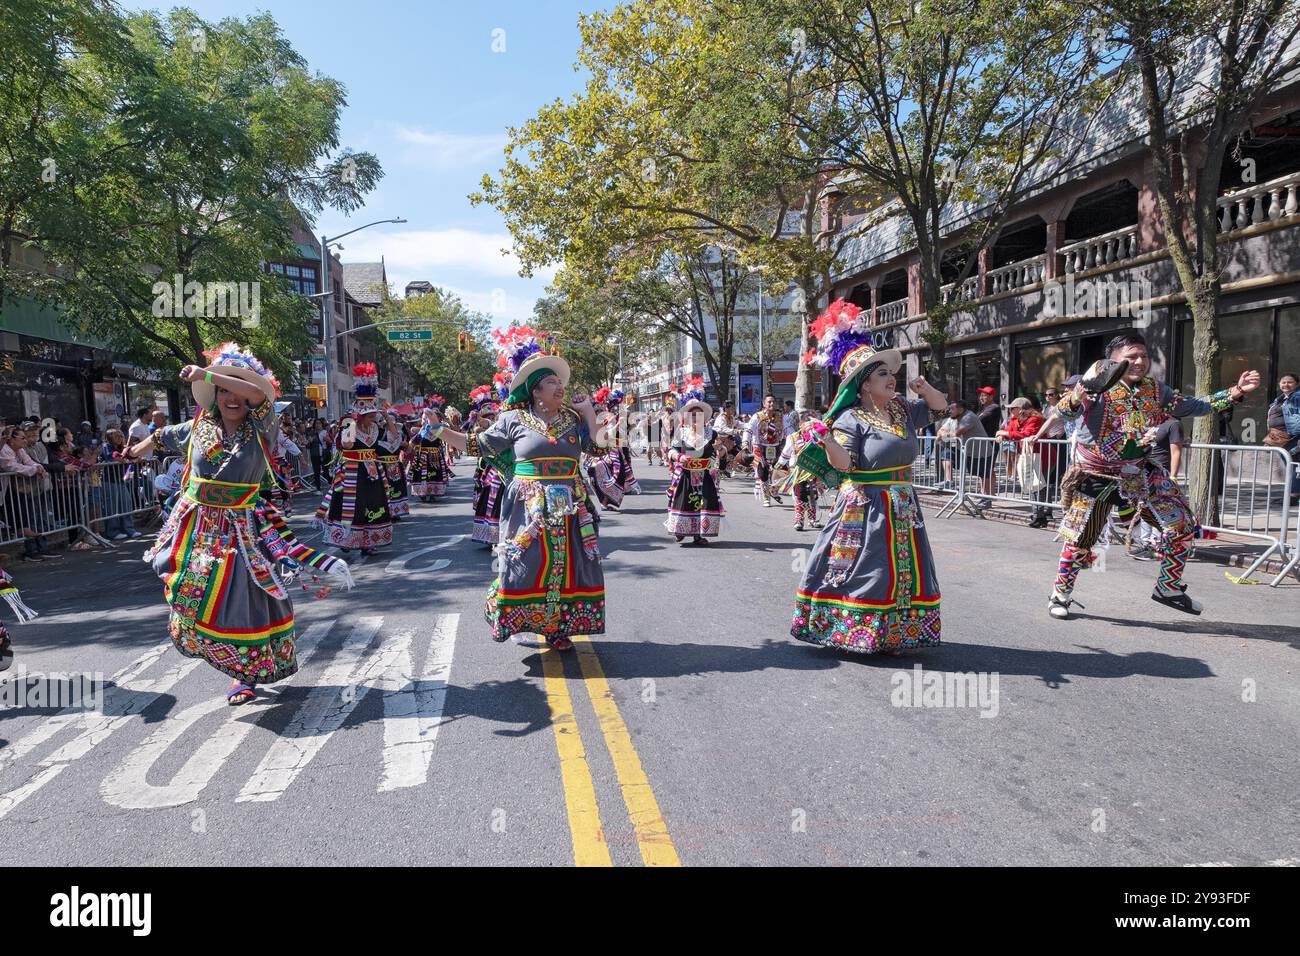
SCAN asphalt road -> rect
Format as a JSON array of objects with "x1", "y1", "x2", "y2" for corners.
[{"x1": 1, "y1": 457, "x2": 1297, "y2": 866}]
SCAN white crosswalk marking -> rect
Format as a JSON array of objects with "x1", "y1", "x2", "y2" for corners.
[
  {"x1": 1, "y1": 612, "x2": 464, "y2": 818},
  {"x1": 99, "y1": 622, "x2": 335, "y2": 810},
  {"x1": 235, "y1": 617, "x2": 386, "y2": 803},
  {"x1": 0, "y1": 643, "x2": 197, "y2": 821},
  {"x1": 378, "y1": 613, "x2": 458, "y2": 792}
]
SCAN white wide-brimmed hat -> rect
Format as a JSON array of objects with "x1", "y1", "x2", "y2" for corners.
[{"x1": 191, "y1": 342, "x2": 278, "y2": 410}]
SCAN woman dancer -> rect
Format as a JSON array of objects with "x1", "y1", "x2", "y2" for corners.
[
  {"x1": 469, "y1": 376, "x2": 508, "y2": 546},
  {"x1": 432, "y1": 327, "x2": 607, "y2": 651},
  {"x1": 406, "y1": 395, "x2": 452, "y2": 503},
  {"x1": 126, "y1": 344, "x2": 352, "y2": 704},
  {"x1": 314, "y1": 363, "x2": 394, "y2": 554},
  {"x1": 664, "y1": 379, "x2": 724, "y2": 545},
  {"x1": 378, "y1": 410, "x2": 410, "y2": 519},
  {"x1": 790, "y1": 301, "x2": 949, "y2": 655}
]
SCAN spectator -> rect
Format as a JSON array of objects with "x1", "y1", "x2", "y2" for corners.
[
  {"x1": 0, "y1": 426, "x2": 58, "y2": 562},
  {"x1": 950, "y1": 398, "x2": 994, "y2": 510},
  {"x1": 1000, "y1": 397, "x2": 1049, "y2": 526},
  {"x1": 936, "y1": 408, "x2": 960, "y2": 488},
  {"x1": 98, "y1": 429, "x2": 141, "y2": 540},
  {"x1": 1266, "y1": 371, "x2": 1299, "y2": 502},
  {"x1": 127, "y1": 407, "x2": 154, "y2": 464},
  {"x1": 47, "y1": 429, "x2": 93, "y2": 550},
  {"x1": 976, "y1": 386, "x2": 1002, "y2": 439},
  {"x1": 77, "y1": 420, "x2": 100, "y2": 450}
]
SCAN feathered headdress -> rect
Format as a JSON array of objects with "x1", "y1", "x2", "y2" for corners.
[
  {"x1": 606, "y1": 388, "x2": 625, "y2": 410},
  {"x1": 492, "y1": 371, "x2": 511, "y2": 403},
  {"x1": 200, "y1": 342, "x2": 281, "y2": 398},
  {"x1": 679, "y1": 375, "x2": 706, "y2": 406},
  {"x1": 493, "y1": 326, "x2": 558, "y2": 374},
  {"x1": 427, "y1": 393, "x2": 446, "y2": 411},
  {"x1": 493, "y1": 325, "x2": 570, "y2": 405},
  {"x1": 348, "y1": 362, "x2": 380, "y2": 415},
  {"x1": 593, "y1": 386, "x2": 612, "y2": 407},
  {"x1": 806, "y1": 297, "x2": 902, "y2": 425}
]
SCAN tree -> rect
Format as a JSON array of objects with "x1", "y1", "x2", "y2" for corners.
[
  {"x1": 374, "y1": 288, "x2": 496, "y2": 405},
  {"x1": 1090, "y1": 0, "x2": 1300, "y2": 518},
  {"x1": 472, "y1": 0, "x2": 852, "y2": 410},
  {"x1": 786, "y1": 0, "x2": 1105, "y2": 384},
  {"x1": 2, "y1": 5, "x2": 382, "y2": 386},
  {"x1": 532, "y1": 275, "x2": 669, "y2": 391}
]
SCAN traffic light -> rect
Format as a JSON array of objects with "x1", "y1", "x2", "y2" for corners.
[
  {"x1": 457, "y1": 332, "x2": 468, "y2": 352},
  {"x1": 306, "y1": 384, "x2": 326, "y2": 408}
]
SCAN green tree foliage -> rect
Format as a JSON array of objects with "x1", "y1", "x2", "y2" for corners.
[
  {"x1": 373, "y1": 288, "x2": 496, "y2": 407},
  {"x1": 0, "y1": 3, "x2": 382, "y2": 387}
]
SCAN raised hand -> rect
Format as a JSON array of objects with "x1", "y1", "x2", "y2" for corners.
[
  {"x1": 1237, "y1": 370, "x2": 1262, "y2": 393},
  {"x1": 179, "y1": 365, "x2": 204, "y2": 383}
]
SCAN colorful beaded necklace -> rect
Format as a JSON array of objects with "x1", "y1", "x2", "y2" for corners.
[{"x1": 520, "y1": 406, "x2": 577, "y2": 446}]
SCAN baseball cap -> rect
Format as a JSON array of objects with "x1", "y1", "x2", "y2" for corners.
[
  {"x1": 19, "y1": 417, "x2": 39, "y2": 429},
  {"x1": 977, "y1": 386, "x2": 997, "y2": 395},
  {"x1": 1008, "y1": 397, "x2": 1032, "y2": 409},
  {"x1": 1063, "y1": 374, "x2": 1082, "y2": 387}
]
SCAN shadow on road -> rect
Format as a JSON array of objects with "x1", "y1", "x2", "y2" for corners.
[{"x1": 1074, "y1": 612, "x2": 1300, "y2": 651}]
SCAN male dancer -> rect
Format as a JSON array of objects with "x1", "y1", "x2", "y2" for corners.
[
  {"x1": 1048, "y1": 332, "x2": 1260, "y2": 619},
  {"x1": 744, "y1": 393, "x2": 788, "y2": 506}
]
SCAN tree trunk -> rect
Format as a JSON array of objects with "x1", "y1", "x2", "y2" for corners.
[
  {"x1": 1186, "y1": 279, "x2": 1224, "y2": 525},
  {"x1": 794, "y1": 275, "x2": 817, "y2": 410}
]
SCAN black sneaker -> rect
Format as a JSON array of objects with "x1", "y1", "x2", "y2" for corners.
[
  {"x1": 20, "y1": 553, "x2": 44, "y2": 563},
  {"x1": 1152, "y1": 588, "x2": 1202, "y2": 615},
  {"x1": 1126, "y1": 546, "x2": 1156, "y2": 561}
]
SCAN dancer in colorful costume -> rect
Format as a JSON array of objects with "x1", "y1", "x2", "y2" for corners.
[
  {"x1": 406, "y1": 394, "x2": 452, "y2": 502},
  {"x1": 314, "y1": 363, "x2": 394, "y2": 554},
  {"x1": 775, "y1": 408, "x2": 824, "y2": 531},
  {"x1": 377, "y1": 409, "x2": 410, "y2": 519},
  {"x1": 604, "y1": 388, "x2": 641, "y2": 496},
  {"x1": 664, "y1": 375, "x2": 724, "y2": 545},
  {"x1": 789, "y1": 300, "x2": 949, "y2": 655},
  {"x1": 0, "y1": 567, "x2": 39, "y2": 671},
  {"x1": 433, "y1": 327, "x2": 608, "y2": 651},
  {"x1": 1046, "y1": 331, "x2": 1260, "y2": 619},
  {"x1": 469, "y1": 375, "x2": 508, "y2": 546},
  {"x1": 745, "y1": 393, "x2": 789, "y2": 506},
  {"x1": 127, "y1": 344, "x2": 352, "y2": 704},
  {"x1": 586, "y1": 386, "x2": 626, "y2": 510}
]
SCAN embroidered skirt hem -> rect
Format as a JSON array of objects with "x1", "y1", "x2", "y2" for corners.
[{"x1": 791, "y1": 596, "x2": 941, "y2": 655}]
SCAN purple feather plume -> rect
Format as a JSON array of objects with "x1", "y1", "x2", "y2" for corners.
[{"x1": 825, "y1": 329, "x2": 874, "y2": 376}]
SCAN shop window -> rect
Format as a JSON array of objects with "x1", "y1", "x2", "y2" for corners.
[
  {"x1": 1017, "y1": 342, "x2": 1072, "y2": 403},
  {"x1": 1176, "y1": 310, "x2": 1272, "y2": 442},
  {"x1": 1278, "y1": 307, "x2": 1300, "y2": 388}
]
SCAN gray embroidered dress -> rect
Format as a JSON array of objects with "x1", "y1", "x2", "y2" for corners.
[
  {"x1": 469, "y1": 407, "x2": 606, "y2": 642},
  {"x1": 791, "y1": 398, "x2": 942, "y2": 654}
]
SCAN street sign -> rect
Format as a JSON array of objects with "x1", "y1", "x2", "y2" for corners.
[{"x1": 387, "y1": 330, "x2": 433, "y2": 342}]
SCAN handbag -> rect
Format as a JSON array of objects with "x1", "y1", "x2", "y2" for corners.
[
  {"x1": 1016, "y1": 446, "x2": 1046, "y2": 493},
  {"x1": 1262, "y1": 427, "x2": 1292, "y2": 448}
]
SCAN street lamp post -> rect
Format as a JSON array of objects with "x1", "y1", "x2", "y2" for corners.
[
  {"x1": 319, "y1": 217, "x2": 406, "y2": 420},
  {"x1": 748, "y1": 265, "x2": 766, "y2": 398}
]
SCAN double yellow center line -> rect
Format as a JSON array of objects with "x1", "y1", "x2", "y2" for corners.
[{"x1": 541, "y1": 637, "x2": 681, "y2": 867}]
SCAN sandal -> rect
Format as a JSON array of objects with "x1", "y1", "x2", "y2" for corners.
[
  {"x1": 227, "y1": 682, "x2": 257, "y2": 705},
  {"x1": 548, "y1": 636, "x2": 574, "y2": 652}
]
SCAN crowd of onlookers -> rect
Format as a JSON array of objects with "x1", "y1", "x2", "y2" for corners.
[{"x1": 3, "y1": 372, "x2": 1298, "y2": 563}]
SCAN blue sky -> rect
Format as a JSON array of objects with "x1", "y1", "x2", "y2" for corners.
[{"x1": 120, "y1": 0, "x2": 614, "y2": 328}]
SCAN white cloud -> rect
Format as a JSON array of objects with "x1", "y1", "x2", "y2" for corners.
[
  {"x1": 338, "y1": 228, "x2": 554, "y2": 281},
  {"x1": 392, "y1": 126, "x2": 508, "y2": 170}
]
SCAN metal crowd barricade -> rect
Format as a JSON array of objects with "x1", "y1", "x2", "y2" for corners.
[
  {"x1": 1176, "y1": 442, "x2": 1294, "y2": 585},
  {"x1": 933, "y1": 435, "x2": 1074, "y2": 519},
  {"x1": 0, "y1": 458, "x2": 162, "y2": 551}
]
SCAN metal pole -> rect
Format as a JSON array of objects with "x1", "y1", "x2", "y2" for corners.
[{"x1": 319, "y1": 235, "x2": 333, "y2": 420}]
